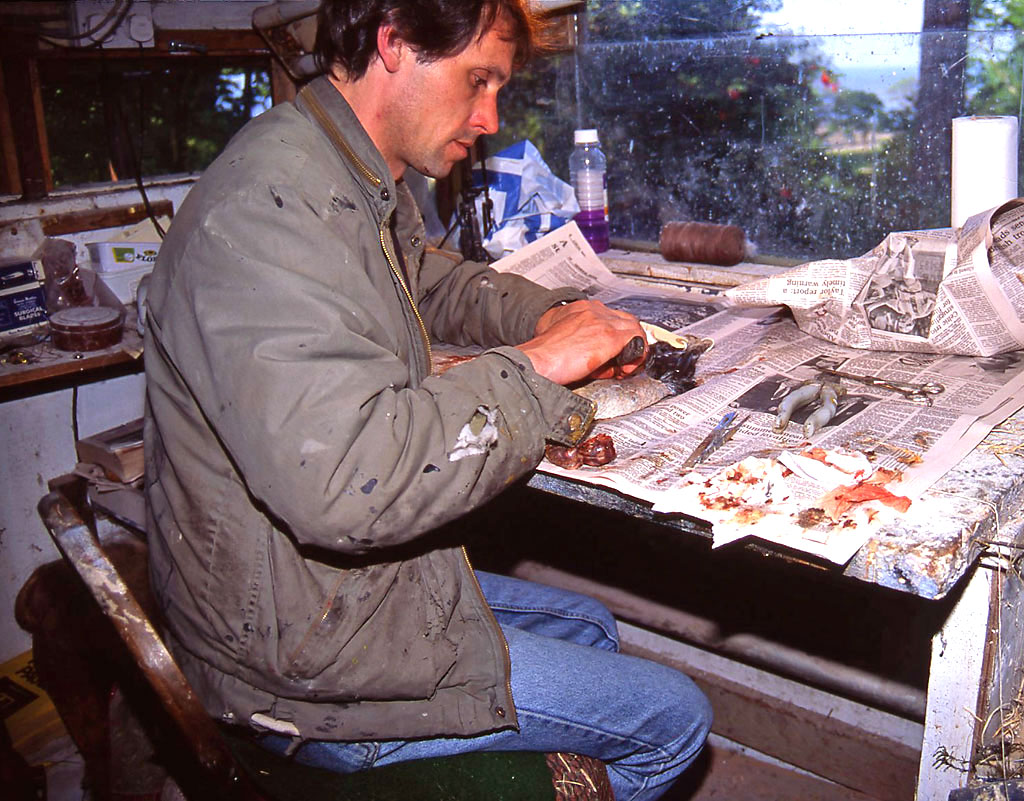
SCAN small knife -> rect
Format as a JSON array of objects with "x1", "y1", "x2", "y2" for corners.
[{"x1": 680, "y1": 411, "x2": 749, "y2": 470}]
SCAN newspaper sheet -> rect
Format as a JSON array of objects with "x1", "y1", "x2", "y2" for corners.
[
  {"x1": 489, "y1": 222, "x2": 1024, "y2": 565},
  {"x1": 488, "y1": 220, "x2": 686, "y2": 304},
  {"x1": 725, "y1": 199, "x2": 1024, "y2": 357}
]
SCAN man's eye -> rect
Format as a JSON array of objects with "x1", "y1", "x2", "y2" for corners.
[{"x1": 472, "y1": 75, "x2": 487, "y2": 88}]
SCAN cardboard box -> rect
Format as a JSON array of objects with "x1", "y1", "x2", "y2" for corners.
[
  {"x1": 0, "y1": 650, "x2": 64, "y2": 758},
  {"x1": 86, "y1": 241, "x2": 160, "y2": 274},
  {"x1": 0, "y1": 258, "x2": 43, "y2": 292},
  {"x1": 0, "y1": 258, "x2": 47, "y2": 338},
  {"x1": 77, "y1": 417, "x2": 145, "y2": 483}
]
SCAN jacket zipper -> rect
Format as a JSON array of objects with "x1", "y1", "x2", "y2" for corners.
[
  {"x1": 301, "y1": 85, "x2": 432, "y2": 375},
  {"x1": 461, "y1": 545, "x2": 517, "y2": 728},
  {"x1": 302, "y1": 87, "x2": 381, "y2": 189},
  {"x1": 380, "y1": 225, "x2": 432, "y2": 375}
]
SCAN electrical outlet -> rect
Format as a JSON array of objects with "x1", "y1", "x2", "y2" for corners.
[
  {"x1": 74, "y1": 1, "x2": 154, "y2": 48},
  {"x1": 127, "y1": 14, "x2": 155, "y2": 45}
]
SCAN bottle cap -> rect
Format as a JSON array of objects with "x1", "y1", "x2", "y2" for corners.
[{"x1": 574, "y1": 128, "x2": 599, "y2": 145}]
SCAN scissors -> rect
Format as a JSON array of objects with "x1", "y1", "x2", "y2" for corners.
[
  {"x1": 680, "y1": 411, "x2": 749, "y2": 470},
  {"x1": 815, "y1": 368, "x2": 944, "y2": 405}
]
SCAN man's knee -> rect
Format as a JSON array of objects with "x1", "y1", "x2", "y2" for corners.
[
  {"x1": 665, "y1": 672, "x2": 712, "y2": 767},
  {"x1": 640, "y1": 663, "x2": 713, "y2": 762},
  {"x1": 558, "y1": 588, "x2": 619, "y2": 650}
]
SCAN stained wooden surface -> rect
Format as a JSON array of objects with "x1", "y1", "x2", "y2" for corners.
[
  {"x1": 0, "y1": 324, "x2": 142, "y2": 394},
  {"x1": 40, "y1": 200, "x2": 174, "y2": 236}
]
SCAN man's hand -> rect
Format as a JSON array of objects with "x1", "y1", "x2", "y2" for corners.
[{"x1": 518, "y1": 300, "x2": 646, "y2": 386}]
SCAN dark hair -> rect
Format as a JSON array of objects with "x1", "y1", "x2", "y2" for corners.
[{"x1": 314, "y1": 0, "x2": 540, "y2": 79}]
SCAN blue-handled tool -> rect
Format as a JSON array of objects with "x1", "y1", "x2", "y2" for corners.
[{"x1": 680, "y1": 411, "x2": 749, "y2": 470}]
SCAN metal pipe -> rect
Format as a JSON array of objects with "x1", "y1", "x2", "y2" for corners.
[{"x1": 511, "y1": 560, "x2": 927, "y2": 721}]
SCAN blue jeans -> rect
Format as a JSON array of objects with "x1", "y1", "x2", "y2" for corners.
[{"x1": 260, "y1": 571, "x2": 712, "y2": 801}]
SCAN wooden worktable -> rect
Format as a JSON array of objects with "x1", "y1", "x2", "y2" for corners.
[
  {"x1": 0, "y1": 316, "x2": 143, "y2": 400},
  {"x1": 520, "y1": 251, "x2": 1024, "y2": 800}
]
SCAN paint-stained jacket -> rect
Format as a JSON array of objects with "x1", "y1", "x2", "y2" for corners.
[{"x1": 143, "y1": 75, "x2": 595, "y2": 741}]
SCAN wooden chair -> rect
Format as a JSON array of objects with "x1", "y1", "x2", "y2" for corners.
[{"x1": 22, "y1": 477, "x2": 613, "y2": 801}]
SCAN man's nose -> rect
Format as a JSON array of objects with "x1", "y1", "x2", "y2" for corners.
[{"x1": 472, "y1": 93, "x2": 500, "y2": 136}]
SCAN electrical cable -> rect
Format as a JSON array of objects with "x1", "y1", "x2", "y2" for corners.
[
  {"x1": 97, "y1": 49, "x2": 166, "y2": 239},
  {"x1": 130, "y1": 47, "x2": 166, "y2": 239},
  {"x1": 71, "y1": 385, "x2": 80, "y2": 451},
  {"x1": 438, "y1": 141, "x2": 494, "y2": 256},
  {"x1": 34, "y1": 0, "x2": 132, "y2": 47},
  {"x1": 476, "y1": 137, "x2": 495, "y2": 240},
  {"x1": 439, "y1": 184, "x2": 462, "y2": 250}
]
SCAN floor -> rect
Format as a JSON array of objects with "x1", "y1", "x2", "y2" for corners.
[
  {"x1": 27, "y1": 730, "x2": 882, "y2": 801},
  {"x1": 672, "y1": 737, "x2": 880, "y2": 800}
]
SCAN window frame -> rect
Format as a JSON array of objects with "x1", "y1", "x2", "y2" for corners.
[{"x1": 0, "y1": 19, "x2": 292, "y2": 204}]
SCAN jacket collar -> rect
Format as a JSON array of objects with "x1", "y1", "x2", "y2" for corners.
[{"x1": 296, "y1": 75, "x2": 398, "y2": 218}]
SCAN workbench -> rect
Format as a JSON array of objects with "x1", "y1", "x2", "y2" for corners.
[
  {"x1": 523, "y1": 454, "x2": 1020, "y2": 799},
  {"x1": 487, "y1": 252, "x2": 1024, "y2": 800},
  {"x1": 0, "y1": 323, "x2": 143, "y2": 400}
]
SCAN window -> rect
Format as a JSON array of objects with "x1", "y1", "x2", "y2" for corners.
[
  {"x1": 0, "y1": 2, "x2": 277, "y2": 203},
  {"x1": 496, "y1": 0, "x2": 1024, "y2": 260},
  {"x1": 40, "y1": 56, "x2": 271, "y2": 188}
]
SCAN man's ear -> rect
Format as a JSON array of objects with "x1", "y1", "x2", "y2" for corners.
[{"x1": 377, "y1": 22, "x2": 407, "y2": 74}]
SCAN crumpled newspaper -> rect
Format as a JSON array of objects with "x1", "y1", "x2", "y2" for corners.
[
  {"x1": 457, "y1": 140, "x2": 579, "y2": 260},
  {"x1": 725, "y1": 199, "x2": 1024, "y2": 356},
  {"x1": 653, "y1": 449, "x2": 909, "y2": 565}
]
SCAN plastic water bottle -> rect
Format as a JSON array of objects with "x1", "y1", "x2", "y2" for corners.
[{"x1": 569, "y1": 128, "x2": 610, "y2": 253}]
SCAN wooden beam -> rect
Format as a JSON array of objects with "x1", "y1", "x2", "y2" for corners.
[
  {"x1": 2, "y1": 55, "x2": 51, "y2": 199},
  {"x1": 917, "y1": 565, "x2": 992, "y2": 799},
  {"x1": 622, "y1": 630, "x2": 921, "y2": 801},
  {"x1": 41, "y1": 199, "x2": 174, "y2": 236},
  {"x1": 269, "y1": 58, "x2": 298, "y2": 106},
  {"x1": 154, "y1": 28, "x2": 266, "y2": 56},
  {"x1": 0, "y1": 58, "x2": 22, "y2": 195},
  {"x1": 1, "y1": 31, "x2": 267, "y2": 61},
  {"x1": 543, "y1": 12, "x2": 578, "y2": 52},
  {"x1": 975, "y1": 558, "x2": 1024, "y2": 782}
]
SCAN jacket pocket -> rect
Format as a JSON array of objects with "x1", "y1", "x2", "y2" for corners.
[{"x1": 273, "y1": 558, "x2": 459, "y2": 702}]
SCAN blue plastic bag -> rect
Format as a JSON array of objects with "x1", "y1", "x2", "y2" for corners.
[{"x1": 458, "y1": 140, "x2": 580, "y2": 260}]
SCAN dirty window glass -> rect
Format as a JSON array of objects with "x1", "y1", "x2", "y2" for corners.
[
  {"x1": 40, "y1": 56, "x2": 271, "y2": 189},
  {"x1": 496, "y1": 0, "x2": 1024, "y2": 260}
]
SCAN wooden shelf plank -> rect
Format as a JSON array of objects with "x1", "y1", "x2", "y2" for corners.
[{"x1": 0, "y1": 325, "x2": 143, "y2": 394}]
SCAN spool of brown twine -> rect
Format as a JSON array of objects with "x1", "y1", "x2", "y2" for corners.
[{"x1": 659, "y1": 221, "x2": 747, "y2": 266}]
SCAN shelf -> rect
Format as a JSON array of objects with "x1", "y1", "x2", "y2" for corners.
[{"x1": 0, "y1": 325, "x2": 143, "y2": 397}]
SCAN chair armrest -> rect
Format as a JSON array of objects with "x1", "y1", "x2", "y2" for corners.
[{"x1": 37, "y1": 487, "x2": 261, "y2": 799}]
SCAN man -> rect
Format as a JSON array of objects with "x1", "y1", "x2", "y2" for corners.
[{"x1": 143, "y1": 1, "x2": 711, "y2": 798}]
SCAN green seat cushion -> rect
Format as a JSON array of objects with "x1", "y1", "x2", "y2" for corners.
[{"x1": 223, "y1": 728, "x2": 557, "y2": 801}]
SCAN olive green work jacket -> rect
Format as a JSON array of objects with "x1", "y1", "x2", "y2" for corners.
[{"x1": 143, "y1": 75, "x2": 594, "y2": 742}]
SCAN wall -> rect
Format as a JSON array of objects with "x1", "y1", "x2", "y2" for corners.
[{"x1": 0, "y1": 178, "x2": 193, "y2": 662}]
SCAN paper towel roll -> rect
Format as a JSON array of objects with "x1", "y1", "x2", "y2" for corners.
[{"x1": 951, "y1": 115, "x2": 1020, "y2": 228}]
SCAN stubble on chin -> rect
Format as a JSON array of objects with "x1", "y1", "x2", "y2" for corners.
[{"x1": 417, "y1": 157, "x2": 456, "y2": 180}]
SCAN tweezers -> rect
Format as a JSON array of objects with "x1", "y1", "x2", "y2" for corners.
[{"x1": 816, "y1": 368, "x2": 944, "y2": 405}]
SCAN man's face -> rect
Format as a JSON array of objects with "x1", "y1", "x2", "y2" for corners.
[{"x1": 386, "y1": 17, "x2": 515, "y2": 179}]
